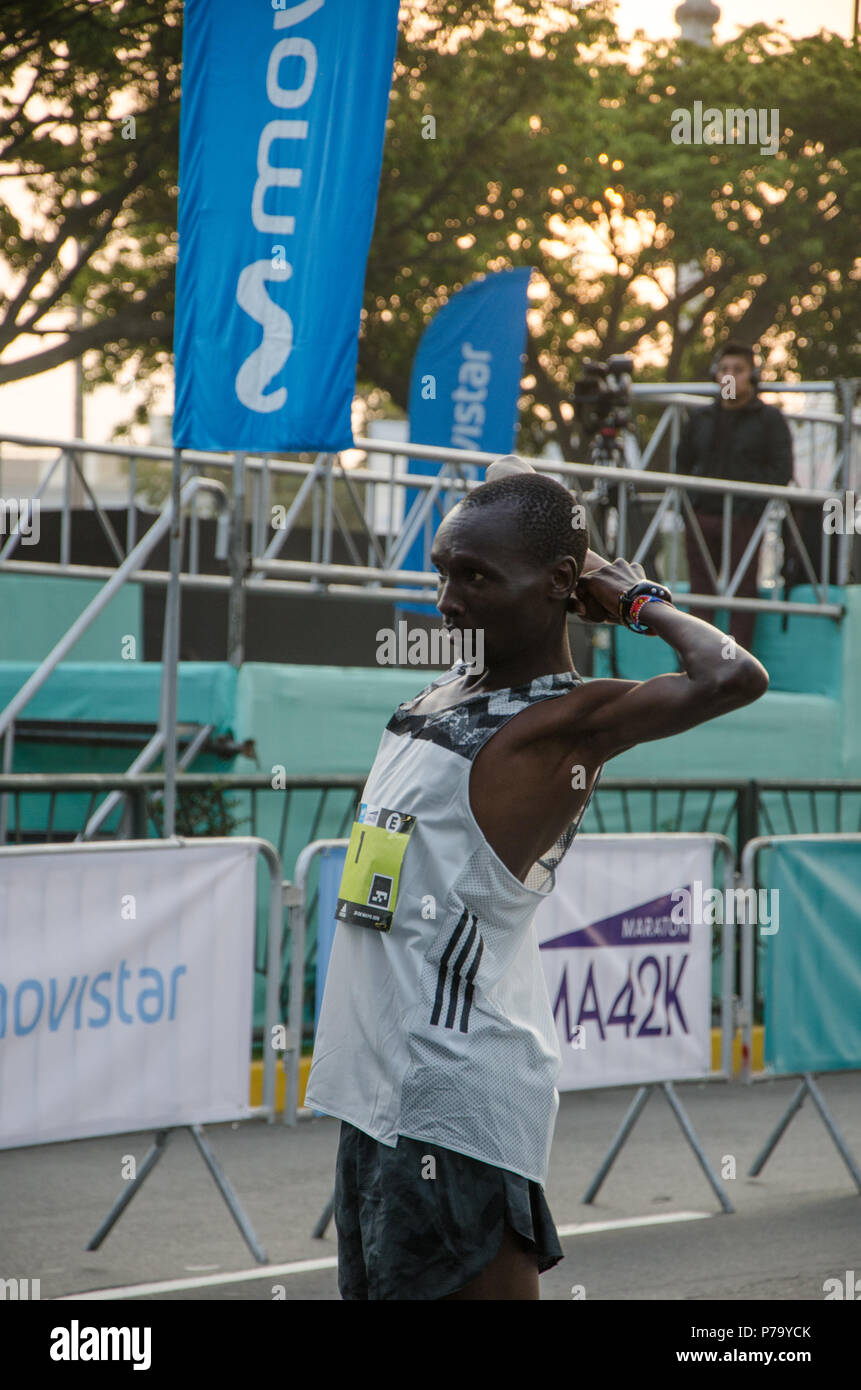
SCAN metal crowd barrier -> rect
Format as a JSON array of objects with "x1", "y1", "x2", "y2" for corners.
[
  {"x1": 3, "y1": 773, "x2": 860, "y2": 1048},
  {"x1": 736, "y1": 834, "x2": 861, "y2": 1192}
]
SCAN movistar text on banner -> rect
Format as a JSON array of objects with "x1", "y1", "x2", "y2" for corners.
[
  {"x1": 399, "y1": 267, "x2": 532, "y2": 603},
  {"x1": 0, "y1": 842, "x2": 257, "y2": 1149},
  {"x1": 407, "y1": 269, "x2": 531, "y2": 455},
  {"x1": 173, "y1": 0, "x2": 400, "y2": 453}
]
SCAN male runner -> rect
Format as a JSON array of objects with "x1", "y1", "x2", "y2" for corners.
[{"x1": 304, "y1": 469, "x2": 769, "y2": 1301}]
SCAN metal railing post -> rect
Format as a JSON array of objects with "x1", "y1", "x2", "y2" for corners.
[
  {"x1": 188, "y1": 462, "x2": 200, "y2": 575},
  {"x1": 131, "y1": 787, "x2": 148, "y2": 839},
  {"x1": 311, "y1": 473, "x2": 321, "y2": 566},
  {"x1": 284, "y1": 837, "x2": 351, "y2": 1126},
  {"x1": 719, "y1": 493, "x2": 732, "y2": 591},
  {"x1": 161, "y1": 449, "x2": 184, "y2": 839},
  {"x1": 837, "y1": 378, "x2": 856, "y2": 586},
  {"x1": 738, "y1": 837, "x2": 765, "y2": 1086},
  {"x1": 737, "y1": 781, "x2": 758, "y2": 865},
  {"x1": 719, "y1": 840, "x2": 736, "y2": 1079},
  {"x1": 281, "y1": 883, "x2": 304, "y2": 1126},
  {"x1": 251, "y1": 837, "x2": 285, "y2": 1122},
  {"x1": 669, "y1": 402, "x2": 680, "y2": 473},
  {"x1": 60, "y1": 449, "x2": 73, "y2": 565},
  {"x1": 228, "y1": 451, "x2": 247, "y2": 667},
  {"x1": 322, "y1": 454, "x2": 334, "y2": 568},
  {"x1": 615, "y1": 477, "x2": 628, "y2": 559},
  {"x1": 0, "y1": 722, "x2": 14, "y2": 843}
]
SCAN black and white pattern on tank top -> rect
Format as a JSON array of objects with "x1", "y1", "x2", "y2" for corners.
[
  {"x1": 388, "y1": 666, "x2": 576, "y2": 761},
  {"x1": 387, "y1": 661, "x2": 601, "y2": 893}
]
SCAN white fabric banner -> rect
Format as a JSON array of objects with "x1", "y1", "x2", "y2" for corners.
[
  {"x1": 0, "y1": 841, "x2": 258, "y2": 1149},
  {"x1": 535, "y1": 836, "x2": 715, "y2": 1091}
]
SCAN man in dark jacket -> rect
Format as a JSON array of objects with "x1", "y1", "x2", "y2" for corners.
[{"x1": 676, "y1": 341, "x2": 793, "y2": 650}]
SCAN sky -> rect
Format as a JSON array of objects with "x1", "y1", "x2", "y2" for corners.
[
  {"x1": 0, "y1": 0, "x2": 854, "y2": 456},
  {"x1": 615, "y1": 0, "x2": 853, "y2": 43}
]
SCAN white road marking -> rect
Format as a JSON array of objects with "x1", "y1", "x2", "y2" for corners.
[
  {"x1": 556, "y1": 1210, "x2": 713, "y2": 1237},
  {"x1": 57, "y1": 1256, "x2": 339, "y2": 1300},
  {"x1": 57, "y1": 1209, "x2": 712, "y2": 1300}
]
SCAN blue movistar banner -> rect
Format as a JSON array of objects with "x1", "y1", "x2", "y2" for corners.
[
  {"x1": 407, "y1": 268, "x2": 531, "y2": 456},
  {"x1": 399, "y1": 268, "x2": 531, "y2": 607},
  {"x1": 173, "y1": 0, "x2": 399, "y2": 453}
]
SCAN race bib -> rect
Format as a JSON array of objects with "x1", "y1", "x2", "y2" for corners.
[{"x1": 336, "y1": 803, "x2": 417, "y2": 932}]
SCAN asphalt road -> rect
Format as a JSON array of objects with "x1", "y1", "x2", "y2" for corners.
[{"x1": 2, "y1": 1074, "x2": 860, "y2": 1303}]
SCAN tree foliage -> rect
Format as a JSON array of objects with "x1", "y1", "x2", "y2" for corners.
[
  {"x1": 0, "y1": 0, "x2": 857, "y2": 456},
  {"x1": 0, "y1": 0, "x2": 181, "y2": 410},
  {"x1": 364, "y1": 5, "x2": 861, "y2": 455}
]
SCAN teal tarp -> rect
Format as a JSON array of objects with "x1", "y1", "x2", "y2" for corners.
[
  {"x1": 753, "y1": 584, "x2": 845, "y2": 697},
  {"x1": 234, "y1": 662, "x2": 426, "y2": 777},
  {"x1": 233, "y1": 661, "x2": 427, "y2": 887},
  {"x1": 0, "y1": 662, "x2": 239, "y2": 834},
  {"x1": 763, "y1": 839, "x2": 861, "y2": 1073},
  {"x1": 0, "y1": 573, "x2": 141, "y2": 663},
  {"x1": 0, "y1": 661, "x2": 237, "y2": 737}
]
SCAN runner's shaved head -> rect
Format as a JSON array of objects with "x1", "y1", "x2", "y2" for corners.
[{"x1": 457, "y1": 474, "x2": 589, "y2": 579}]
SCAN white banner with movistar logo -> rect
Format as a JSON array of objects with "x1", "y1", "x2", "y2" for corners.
[
  {"x1": 0, "y1": 842, "x2": 257, "y2": 1149},
  {"x1": 535, "y1": 836, "x2": 715, "y2": 1090},
  {"x1": 172, "y1": 0, "x2": 400, "y2": 453}
]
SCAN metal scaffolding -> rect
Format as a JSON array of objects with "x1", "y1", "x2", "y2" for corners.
[{"x1": 0, "y1": 380, "x2": 858, "y2": 827}]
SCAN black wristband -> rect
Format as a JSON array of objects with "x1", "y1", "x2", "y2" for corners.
[{"x1": 618, "y1": 580, "x2": 674, "y2": 632}]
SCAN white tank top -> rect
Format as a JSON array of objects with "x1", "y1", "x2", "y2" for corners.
[{"x1": 304, "y1": 662, "x2": 602, "y2": 1184}]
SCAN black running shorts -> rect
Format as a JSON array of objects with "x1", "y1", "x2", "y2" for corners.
[{"x1": 333, "y1": 1120, "x2": 564, "y2": 1300}]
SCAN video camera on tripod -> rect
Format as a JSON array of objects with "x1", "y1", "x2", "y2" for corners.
[
  {"x1": 570, "y1": 355, "x2": 645, "y2": 570},
  {"x1": 571, "y1": 357, "x2": 660, "y2": 677},
  {"x1": 572, "y1": 355, "x2": 634, "y2": 441}
]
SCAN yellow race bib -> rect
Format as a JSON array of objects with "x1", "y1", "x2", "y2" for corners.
[{"x1": 336, "y1": 803, "x2": 417, "y2": 932}]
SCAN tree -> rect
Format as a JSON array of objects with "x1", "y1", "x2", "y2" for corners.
[
  {"x1": 361, "y1": 8, "x2": 861, "y2": 456},
  {"x1": 357, "y1": 0, "x2": 621, "y2": 437},
  {"x1": 0, "y1": 0, "x2": 181, "y2": 418},
  {"x1": 1, "y1": 0, "x2": 858, "y2": 456}
]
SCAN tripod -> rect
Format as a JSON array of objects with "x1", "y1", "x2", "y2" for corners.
[{"x1": 577, "y1": 424, "x2": 630, "y2": 556}]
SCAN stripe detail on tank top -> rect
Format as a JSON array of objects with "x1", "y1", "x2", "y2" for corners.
[
  {"x1": 431, "y1": 908, "x2": 482, "y2": 1033},
  {"x1": 444, "y1": 915, "x2": 478, "y2": 1029},
  {"x1": 459, "y1": 937, "x2": 483, "y2": 1033}
]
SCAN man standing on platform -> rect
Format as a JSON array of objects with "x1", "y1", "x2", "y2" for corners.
[{"x1": 676, "y1": 341, "x2": 793, "y2": 651}]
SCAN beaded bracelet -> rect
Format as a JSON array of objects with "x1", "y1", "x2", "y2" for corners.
[{"x1": 625, "y1": 594, "x2": 668, "y2": 633}]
